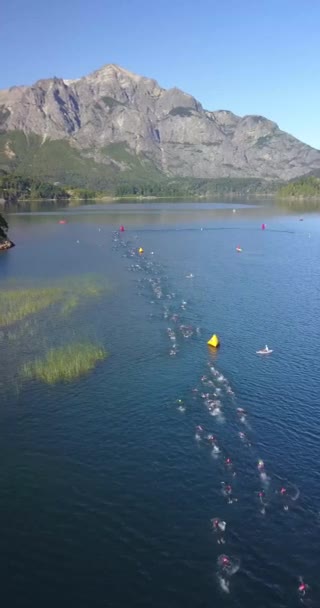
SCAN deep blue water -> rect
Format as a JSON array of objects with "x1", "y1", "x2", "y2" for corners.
[{"x1": 1, "y1": 202, "x2": 320, "y2": 608}]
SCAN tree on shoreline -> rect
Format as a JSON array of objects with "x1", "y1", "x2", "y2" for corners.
[{"x1": 0, "y1": 213, "x2": 8, "y2": 240}]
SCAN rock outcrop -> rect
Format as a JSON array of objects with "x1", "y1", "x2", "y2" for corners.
[{"x1": 0, "y1": 239, "x2": 15, "y2": 251}]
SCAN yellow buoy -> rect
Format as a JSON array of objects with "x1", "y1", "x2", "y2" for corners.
[
  {"x1": 138, "y1": 247, "x2": 144, "y2": 254},
  {"x1": 207, "y1": 334, "x2": 220, "y2": 348}
]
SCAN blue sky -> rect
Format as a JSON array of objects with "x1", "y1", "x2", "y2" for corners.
[{"x1": 2, "y1": 0, "x2": 320, "y2": 148}]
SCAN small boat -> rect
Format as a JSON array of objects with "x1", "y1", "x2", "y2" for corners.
[{"x1": 256, "y1": 345, "x2": 273, "y2": 355}]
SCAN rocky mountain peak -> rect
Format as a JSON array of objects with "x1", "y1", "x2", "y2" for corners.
[{"x1": 0, "y1": 63, "x2": 319, "y2": 181}]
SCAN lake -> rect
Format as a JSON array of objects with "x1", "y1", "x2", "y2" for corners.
[{"x1": 1, "y1": 201, "x2": 319, "y2": 608}]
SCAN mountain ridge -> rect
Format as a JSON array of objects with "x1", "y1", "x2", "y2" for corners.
[{"x1": 0, "y1": 63, "x2": 319, "y2": 185}]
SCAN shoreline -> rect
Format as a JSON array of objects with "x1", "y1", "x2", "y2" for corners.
[
  {"x1": 3, "y1": 194, "x2": 320, "y2": 209},
  {"x1": 2, "y1": 192, "x2": 276, "y2": 204}
]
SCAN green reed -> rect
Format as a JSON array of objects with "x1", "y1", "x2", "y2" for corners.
[
  {"x1": 23, "y1": 343, "x2": 107, "y2": 384},
  {"x1": 0, "y1": 275, "x2": 110, "y2": 327}
]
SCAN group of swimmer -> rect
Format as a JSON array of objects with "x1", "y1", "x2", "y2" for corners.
[
  {"x1": 113, "y1": 231, "x2": 201, "y2": 356},
  {"x1": 177, "y1": 360, "x2": 307, "y2": 599},
  {"x1": 113, "y1": 229, "x2": 311, "y2": 604}
]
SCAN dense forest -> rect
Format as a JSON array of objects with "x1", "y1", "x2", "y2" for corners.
[
  {"x1": 4, "y1": 171, "x2": 320, "y2": 205},
  {"x1": 0, "y1": 174, "x2": 69, "y2": 204},
  {"x1": 115, "y1": 177, "x2": 278, "y2": 198},
  {"x1": 278, "y1": 176, "x2": 320, "y2": 199},
  {"x1": 0, "y1": 174, "x2": 98, "y2": 205},
  {"x1": 0, "y1": 170, "x2": 279, "y2": 203}
]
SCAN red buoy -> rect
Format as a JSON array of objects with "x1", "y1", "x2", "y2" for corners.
[
  {"x1": 120, "y1": 225, "x2": 125, "y2": 232},
  {"x1": 261, "y1": 223, "x2": 266, "y2": 230},
  {"x1": 59, "y1": 220, "x2": 66, "y2": 224}
]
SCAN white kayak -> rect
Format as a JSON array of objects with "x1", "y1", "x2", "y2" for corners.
[{"x1": 256, "y1": 348, "x2": 273, "y2": 355}]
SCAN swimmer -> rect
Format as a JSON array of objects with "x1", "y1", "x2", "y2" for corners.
[
  {"x1": 207, "y1": 434, "x2": 216, "y2": 443},
  {"x1": 222, "y1": 484, "x2": 238, "y2": 505},
  {"x1": 209, "y1": 407, "x2": 222, "y2": 418},
  {"x1": 279, "y1": 483, "x2": 299, "y2": 510},
  {"x1": 257, "y1": 459, "x2": 264, "y2": 471},
  {"x1": 225, "y1": 458, "x2": 232, "y2": 466},
  {"x1": 298, "y1": 578, "x2": 309, "y2": 597},
  {"x1": 299, "y1": 582, "x2": 306, "y2": 595},
  {"x1": 278, "y1": 487, "x2": 289, "y2": 510},
  {"x1": 221, "y1": 482, "x2": 232, "y2": 497},
  {"x1": 257, "y1": 490, "x2": 268, "y2": 514},
  {"x1": 238, "y1": 432, "x2": 251, "y2": 448},
  {"x1": 237, "y1": 408, "x2": 248, "y2": 425},
  {"x1": 211, "y1": 518, "x2": 227, "y2": 545},
  {"x1": 217, "y1": 554, "x2": 240, "y2": 577},
  {"x1": 211, "y1": 518, "x2": 227, "y2": 532}
]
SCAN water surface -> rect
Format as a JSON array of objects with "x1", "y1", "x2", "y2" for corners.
[{"x1": 1, "y1": 201, "x2": 319, "y2": 608}]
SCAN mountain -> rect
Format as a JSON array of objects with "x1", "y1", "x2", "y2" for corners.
[{"x1": 0, "y1": 63, "x2": 319, "y2": 190}]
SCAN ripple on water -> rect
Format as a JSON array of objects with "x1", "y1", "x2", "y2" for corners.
[{"x1": 1, "y1": 211, "x2": 320, "y2": 606}]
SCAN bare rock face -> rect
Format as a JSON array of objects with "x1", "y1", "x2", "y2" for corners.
[
  {"x1": 0, "y1": 63, "x2": 319, "y2": 180},
  {"x1": 1, "y1": 78, "x2": 81, "y2": 138}
]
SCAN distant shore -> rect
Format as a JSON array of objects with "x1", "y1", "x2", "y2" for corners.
[{"x1": 2, "y1": 192, "x2": 320, "y2": 209}]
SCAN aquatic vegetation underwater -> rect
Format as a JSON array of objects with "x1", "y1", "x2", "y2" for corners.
[
  {"x1": 0, "y1": 274, "x2": 110, "y2": 327},
  {"x1": 0, "y1": 286, "x2": 65, "y2": 326},
  {"x1": 0, "y1": 274, "x2": 111, "y2": 390},
  {"x1": 22, "y1": 343, "x2": 107, "y2": 384}
]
